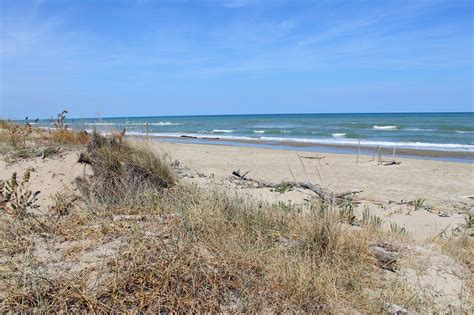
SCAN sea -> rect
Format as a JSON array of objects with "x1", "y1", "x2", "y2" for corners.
[{"x1": 34, "y1": 112, "x2": 474, "y2": 160}]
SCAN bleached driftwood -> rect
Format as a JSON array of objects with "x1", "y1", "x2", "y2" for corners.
[
  {"x1": 370, "y1": 244, "x2": 398, "y2": 271},
  {"x1": 230, "y1": 170, "x2": 362, "y2": 202}
]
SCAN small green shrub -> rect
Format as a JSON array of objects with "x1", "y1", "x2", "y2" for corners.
[
  {"x1": 339, "y1": 196, "x2": 356, "y2": 224},
  {"x1": 361, "y1": 205, "x2": 383, "y2": 229},
  {"x1": 413, "y1": 198, "x2": 426, "y2": 211},
  {"x1": 273, "y1": 181, "x2": 294, "y2": 194},
  {"x1": 390, "y1": 222, "x2": 407, "y2": 235}
]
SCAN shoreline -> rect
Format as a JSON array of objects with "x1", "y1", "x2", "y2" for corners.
[{"x1": 128, "y1": 134, "x2": 474, "y2": 163}]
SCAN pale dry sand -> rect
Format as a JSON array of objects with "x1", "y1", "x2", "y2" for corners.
[
  {"x1": 154, "y1": 141, "x2": 474, "y2": 240},
  {"x1": 0, "y1": 149, "x2": 86, "y2": 209}
]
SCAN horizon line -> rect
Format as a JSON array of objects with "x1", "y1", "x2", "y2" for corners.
[{"x1": 3, "y1": 110, "x2": 474, "y2": 121}]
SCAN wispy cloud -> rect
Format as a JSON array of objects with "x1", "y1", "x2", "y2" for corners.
[{"x1": 0, "y1": 0, "x2": 471, "y2": 117}]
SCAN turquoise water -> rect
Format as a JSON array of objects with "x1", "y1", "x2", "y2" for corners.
[{"x1": 38, "y1": 113, "x2": 474, "y2": 152}]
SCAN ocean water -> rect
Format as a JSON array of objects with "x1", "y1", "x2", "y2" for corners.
[{"x1": 38, "y1": 113, "x2": 474, "y2": 152}]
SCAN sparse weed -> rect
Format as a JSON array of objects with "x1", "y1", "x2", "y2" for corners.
[
  {"x1": 0, "y1": 171, "x2": 40, "y2": 220},
  {"x1": 413, "y1": 197, "x2": 426, "y2": 211},
  {"x1": 390, "y1": 222, "x2": 407, "y2": 235},
  {"x1": 273, "y1": 181, "x2": 294, "y2": 194},
  {"x1": 361, "y1": 205, "x2": 383, "y2": 230},
  {"x1": 362, "y1": 204, "x2": 371, "y2": 225},
  {"x1": 50, "y1": 192, "x2": 77, "y2": 217},
  {"x1": 276, "y1": 200, "x2": 301, "y2": 213},
  {"x1": 50, "y1": 129, "x2": 89, "y2": 145},
  {"x1": 339, "y1": 196, "x2": 356, "y2": 224},
  {"x1": 0, "y1": 111, "x2": 90, "y2": 163},
  {"x1": 50, "y1": 110, "x2": 68, "y2": 130},
  {"x1": 1, "y1": 126, "x2": 454, "y2": 313},
  {"x1": 370, "y1": 215, "x2": 383, "y2": 229}
]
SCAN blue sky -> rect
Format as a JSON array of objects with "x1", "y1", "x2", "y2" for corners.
[{"x1": 0, "y1": 0, "x2": 472, "y2": 119}]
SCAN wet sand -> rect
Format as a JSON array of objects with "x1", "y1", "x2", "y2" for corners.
[{"x1": 131, "y1": 134, "x2": 474, "y2": 163}]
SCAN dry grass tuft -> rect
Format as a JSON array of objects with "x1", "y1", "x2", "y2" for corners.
[
  {"x1": 2, "y1": 176, "x2": 396, "y2": 313},
  {"x1": 76, "y1": 132, "x2": 174, "y2": 206},
  {"x1": 0, "y1": 116, "x2": 90, "y2": 163},
  {"x1": 438, "y1": 234, "x2": 474, "y2": 293},
  {"x1": 50, "y1": 129, "x2": 90, "y2": 145},
  {"x1": 0, "y1": 119, "x2": 10, "y2": 129}
]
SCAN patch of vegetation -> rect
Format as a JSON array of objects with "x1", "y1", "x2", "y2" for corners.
[
  {"x1": 412, "y1": 197, "x2": 426, "y2": 211},
  {"x1": 50, "y1": 192, "x2": 77, "y2": 217},
  {"x1": 0, "y1": 171, "x2": 40, "y2": 220},
  {"x1": 0, "y1": 170, "x2": 44, "y2": 256},
  {"x1": 272, "y1": 181, "x2": 294, "y2": 194},
  {"x1": 76, "y1": 132, "x2": 175, "y2": 206},
  {"x1": 339, "y1": 196, "x2": 356, "y2": 224},
  {"x1": 0, "y1": 133, "x2": 446, "y2": 313},
  {"x1": 390, "y1": 222, "x2": 407, "y2": 235},
  {"x1": 0, "y1": 135, "x2": 403, "y2": 313},
  {"x1": 0, "y1": 111, "x2": 90, "y2": 163},
  {"x1": 362, "y1": 205, "x2": 384, "y2": 230},
  {"x1": 50, "y1": 110, "x2": 68, "y2": 130}
]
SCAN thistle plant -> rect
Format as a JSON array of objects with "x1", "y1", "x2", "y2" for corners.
[{"x1": 0, "y1": 171, "x2": 40, "y2": 220}]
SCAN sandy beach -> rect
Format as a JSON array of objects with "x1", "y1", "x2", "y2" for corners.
[
  {"x1": 153, "y1": 140, "x2": 474, "y2": 239},
  {"x1": 151, "y1": 135, "x2": 474, "y2": 163},
  {"x1": 0, "y1": 129, "x2": 473, "y2": 312},
  {"x1": 2, "y1": 0, "x2": 472, "y2": 311},
  {"x1": 3, "y1": 138, "x2": 471, "y2": 240}
]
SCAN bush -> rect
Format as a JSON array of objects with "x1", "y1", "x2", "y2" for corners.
[{"x1": 76, "y1": 132, "x2": 175, "y2": 205}]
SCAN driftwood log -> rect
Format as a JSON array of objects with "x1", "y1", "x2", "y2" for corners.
[
  {"x1": 300, "y1": 156, "x2": 325, "y2": 160},
  {"x1": 231, "y1": 170, "x2": 362, "y2": 202},
  {"x1": 383, "y1": 160, "x2": 401, "y2": 166},
  {"x1": 370, "y1": 244, "x2": 398, "y2": 272}
]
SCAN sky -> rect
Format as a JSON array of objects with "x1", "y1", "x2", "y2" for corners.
[{"x1": 0, "y1": 0, "x2": 472, "y2": 119}]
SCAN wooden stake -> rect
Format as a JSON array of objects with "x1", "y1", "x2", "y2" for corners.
[
  {"x1": 356, "y1": 139, "x2": 361, "y2": 163},
  {"x1": 378, "y1": 146, "x2": 382, "y2": 166}
]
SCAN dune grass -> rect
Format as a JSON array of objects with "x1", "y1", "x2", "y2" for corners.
[
  {"x1": 76, "y1": 132, "x2": 175, "y2": 205},
  {"x1": 0, "y1": 133, "x2": 413, "y2": 313},
  {"x1": 1, "y1": 132, "x2": 462, "y2": 312},
  {"x1": 0, "y1": 117, "x2": 90, "y2": 163},
  {"x1": 2, "y1": 187, "x2": 387, "y2": 313}
]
